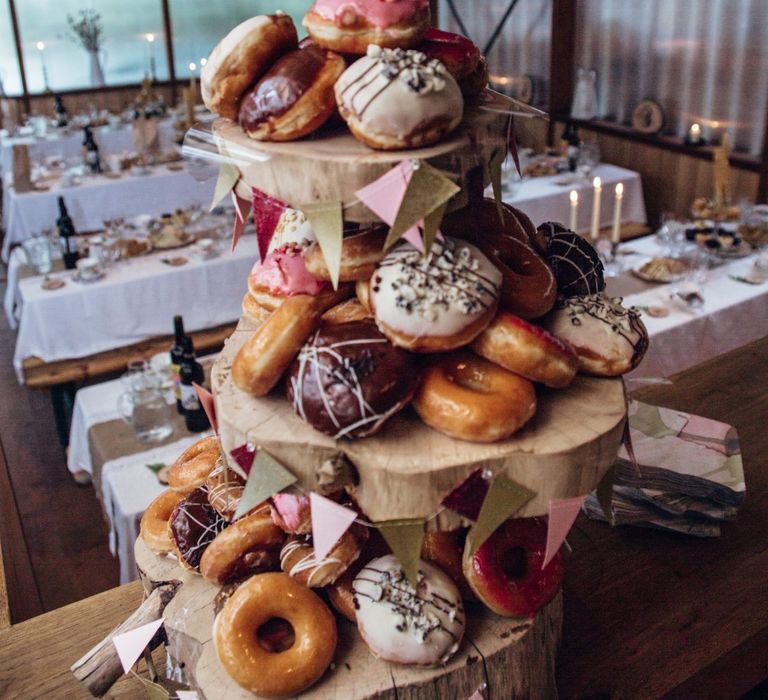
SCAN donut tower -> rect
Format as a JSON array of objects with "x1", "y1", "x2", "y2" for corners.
[{"x1": 127, "y1": 3, "x2": 650, "y2": 699}]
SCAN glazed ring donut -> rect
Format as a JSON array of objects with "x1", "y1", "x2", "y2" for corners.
[
  {"x1": 205, "y1": 461, "x2": 245, "y2": 521},
  {"x1": 201, "y1": 14, "x2": 298, "y2": 120},
  {"x1": 321, "y1": 298, "x2": 372, "y2": 325},
  {"x1": 463, "y1": 517, "x2": 564, "y2": 617},
  {"x1": 140, "y1": 490, "x2": 185, "y2": 554},
  {"x1": 472, "y1": 311, "x2": 578, "y2": 389},
  {"x1": 214, "y1": 572, "x2": 337, "y2": 697},
  {"x1": 238, "y1": 45, "x2": 345, "y2": 141},
  {"x1": 303, "y1": 227, "x2": 387, "y2": 282},
  {"x1": 200, "y1": 505, "x2": 286, "y2": 585},
  {"x1": 167, "y1": 435, "x2": 220, "y2": 492},
  {"x1": 303, "y1": 0, "x2": 430, "y2": 54},
  {"x1": 421, "y1": 528, "x2": 477, "y2": 601},
  {"x1": 355, "y1": 278, "x2": 371, "y2": 312},
  {"x1": 232, "y1": 295, "x2": 322, "y2": 396},
  {"x1": 242, "y1": 292, "x2": 271, "y2": 326},
  {"x1": 413, "y1": 351, "x2": 536, "y2": 442},
  {"x1": 280, "y1": 523, "x2": 369, "y2": 587},
  {"x1": 441, "y1": 198, "x2": 530, "y2": 246}
]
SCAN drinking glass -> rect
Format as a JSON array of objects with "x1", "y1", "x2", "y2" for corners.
[
  {"x1": 118, "y1": 368, "x2": 174, "y2": 443},
  {"x1": 22, "y1": 236, "x2": 52, "y2": 275},
  {"x1": 576, "y1": 142, "x2": 600, "y2": 180}
]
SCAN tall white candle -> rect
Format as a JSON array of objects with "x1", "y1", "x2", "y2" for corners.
[
  {"x1": 36, "y1": 41, "x2": 49, "y2": 90},
  {"x1": 611, "y1": 183, "x2": 624, "y2": 243},
  {"x1": 146, "y1": 33, "x2": 156, "y2": 80},
  {"x1": 569, "y1": 190, "x2": 578, "y2": 232},
  {"x1": 689, "y1": 122, "x2": 701, "y2": 143},
  {"x1": 590, "y1": 176, "x2": 602, "y2": 242}
]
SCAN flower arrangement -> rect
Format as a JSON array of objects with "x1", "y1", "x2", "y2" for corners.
[{"x1": 66, "y1": 9, "x2": 103, "y2": 52}]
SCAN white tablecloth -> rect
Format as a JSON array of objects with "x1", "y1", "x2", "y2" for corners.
[
  {"x1": 0, "y1": 120, "x2": 177, "y2": 178},
  {"x1": 13, "y1": 235, "x2": 259, "y2": 382},
  {"x1": 507, "y1": 164, "x2": 647, "y2": 233},
  {"x1": 607, "y1": 237, "x2": 768, "y2": 379},
  {"x1": 2, "y1": 160, "x2": 218, "y2": 260}
]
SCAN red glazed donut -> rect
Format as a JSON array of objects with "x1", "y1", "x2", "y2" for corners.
[
  {"x1": 472, "y1": 311, "x2": 578, "y2": 388},
  {"x1": 463, "y1": 517, "x2": 564, "y2": 618}
]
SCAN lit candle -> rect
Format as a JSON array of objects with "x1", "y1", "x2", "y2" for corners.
[
  {"x1": 569, "y1": 190, "x2": 578, "y2": 232},
  {"x1": 189, "y1": 62, "x2": 197, "y2": 90},
  {"x1": 689, "y1": 122, "x2": 701, "y2": 144},
  {"x1": 146, "y1": 33, "x2": 156, "y2": 81},
  {"x1": 611, "y1": 182, "x2": 624, "y2": 243},
  {"x1": 200, "y1": 57, "x2": 207, "y2": 68},
  {"x1": 590, "y1": 176, "x2": 602, "y2": 242},
  {"x1": 36, "y1": 41, "x2": 49, "y2": 91}
]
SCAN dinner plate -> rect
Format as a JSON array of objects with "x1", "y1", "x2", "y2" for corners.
[
  {"x1": 631, "y1": 256, "x2": 691, "y2": 283},
  {"x1": 151, "y1": 232, "x2": 195, "y2": 250}
]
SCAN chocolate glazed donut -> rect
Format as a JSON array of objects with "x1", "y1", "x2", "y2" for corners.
[{"x1": 169, "y1": 486, "x2": 228, "y2": 570}]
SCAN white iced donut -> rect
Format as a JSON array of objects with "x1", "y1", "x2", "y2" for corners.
[
  {"x1": 369, "y1": 237, "x2": 501, "y2": 352},
  {"x1": 334, "y1": 46, "x2": 463, "y2": 150},
  {"x1": 352, "y1": 554, "x2": 465, "y2": 666}
]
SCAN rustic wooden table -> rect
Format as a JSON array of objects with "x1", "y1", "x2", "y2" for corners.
[{"x1": 0, "y1": 338, "x2": 766, "y2": 700}]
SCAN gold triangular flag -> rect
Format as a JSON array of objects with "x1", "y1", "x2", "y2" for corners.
[
  {"x1": 234, "y1": 449, "x2": 297, "y2": 520},
  {"x1": 384, "y1": 161, "x2": 460, "y2": 250},
  {"x1": 488, "y1": 148, "x2": 505, "y2": 218},
  {"x1": 468, "y1": 473, "x2": 535, "y2": 555},
  {"x1": 209, "y1": 162, "x2": 239, "y2": 212},
  {"x1": 596, "y1": 464, "x2": 616, "y2": 526},
  {"x1": 377, "y1": 518, "x2": 425, "y2": 587},
  {"x1": 302, "y1": 201, "x2": 343, "y2": 290},
  {"x1": 422, "y1": 200, "x2": 448, "y2": 253}
]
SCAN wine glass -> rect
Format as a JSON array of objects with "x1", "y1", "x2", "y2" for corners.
[{"x1": 576, "y1": 142, "x2": 600, "y2": 181}]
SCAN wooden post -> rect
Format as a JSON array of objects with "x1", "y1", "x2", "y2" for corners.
[
  {"x1": 7, "y1": 0, "x2": 30, "y2": 114},
  {"x1": 548, "y1": 0, "x2": 577, "y2": 146},
  {"x1": 758, "y1": 89, "x2": 768, "y2": 204},
  {"x1": 160, "y1": 0, "x2": 178, "y2": 105}
]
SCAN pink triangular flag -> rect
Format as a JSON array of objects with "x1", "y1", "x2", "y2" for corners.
[
  {"x1": 231, "y1": 192, "x2": 251, "y2": 251},
  {"x1": 252, "y1": 187, "x2": 287, "y2": 262},
  {"x1": 113, "y1": 618, "x2": 164, "y2": 673},
  {"x1": 355, "y1": 160, "x2": 424, "y2": 252},
  {"x1": 310, "y1": 492, "x2": 358, "y2": 561},
  {"x1": 192, "y1": 383, "x2": 217, "y2": 434},
  {"x1": 468, "y1": 691, "x2": 485, "y2": 700},
  {"x1": 542, "y1": 496, "x2": 586, "y2": 569}
]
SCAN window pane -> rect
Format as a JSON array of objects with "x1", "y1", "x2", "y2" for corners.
[
  {"x1": 169, "y1": 1, "x2": 309, "y2": 78},
  {"x1": 0, "y1": 2, "x2": 23, "y2": 95},
  {"x1": 438, "y1": 0, "x2": 551, "y2": 107},
  {"x1": 17, "y1": 1, "x2": 168, "y2": 93},
  {"x1": 575, "y1": 0, "x2": 768, "y2": 155}
]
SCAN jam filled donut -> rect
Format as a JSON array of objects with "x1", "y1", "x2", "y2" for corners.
[
  {"x1": 280, "y1": 522, "x2": 369, "y2": 587},
  {"x1": 201, "y1": 13, "x2": 298, "y2": 120},
  {"x1": 167, "y1": 435, "x2": 220, "y2": 493},
  {"x1": 370, "y1": 237, "x2": 501, "y2": 352},
  {"x1": 463, "y1": 517, "x2": 564, "y2": 618},
  {"x1": 472, "y1": 311, "x2": 578, "y2": 388},
  {"x1": 546, "y1": 231, "x2": 605, "y2": 297},
  {"x1": 238, "y1": 44, "x2": 345, "y2": 141},
  {"x1": 335, "y1": 46, "x2": 463, "y2": 150},
  {"x1": 545, "y1": 294, "x2": 649, "y2": 376},
  {"x1": 303, "y1": 0, "x2": 430, "y2": 54},
  {"x1": 214, "y1": 572, "x2": 337, "y2": 697},
  {"x1": 200, "y1": 505, "x2": 285, "y2": 585},
  {"x1": 168, "y1": 486, "x2": 228, "y2": 571},
  {"x1": 140, "y1": 490, "x2": 186, "y2": 554},
  {"x1": 353, "y1": 554, "x2": 465, "y2": 666},
  {"x1": 418, "y1": 28, "x2": 486, "y2": 97},
  {"x1": 271, "y1": 493, "x2": 312, "y2": 534},
  {"x1": 232, "y1": 294, "x2": 322, "y2": 396},
  {"x1": 414, "y1": 351, "x2": 536, "y2": 443},
  {"x1": 303, "y1": 227, "x2": 387, "y2": 283},
  {"x1": 286, "y1": 320, "x2": 420, "y2": 439}
]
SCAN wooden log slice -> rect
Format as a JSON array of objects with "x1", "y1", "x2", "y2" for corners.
[
  {"x1": 212, "y1": 317, "x2": 627, "y2": 523},
  {"x1": 213, "y1": 91, "x2": 514, "y2": 223},
  {"x1": 134, "y1": 539, "x2": 563, "y2": 700}
]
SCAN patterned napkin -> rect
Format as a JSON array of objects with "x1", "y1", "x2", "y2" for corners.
[{"x1": 584, "y1": 401, "x2": 745, "y2": 537}]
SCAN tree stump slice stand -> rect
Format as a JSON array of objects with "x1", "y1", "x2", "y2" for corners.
[{"x1": 135, "y1": 538, "x2": 563, "y2": 700}]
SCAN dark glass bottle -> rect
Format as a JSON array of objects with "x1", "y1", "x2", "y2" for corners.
[
  {"x1": 57, "y1": 196, "x2": 80, "y2": 270},
  {"x1": 170, "y1": 315, "x2": 185, "y2": 414},
  {"x1": 562, "y1": 121, "x2": 580, "y2": 172},
  {"x1": 179, "y1": 336, "x2": 209, "y2": 432},
  {"x1": 82, "y1": 125, "x2": 102, "y2": 173},
  {"x1": 53, "y1": 95, "x2": 68, "y2": 128}
]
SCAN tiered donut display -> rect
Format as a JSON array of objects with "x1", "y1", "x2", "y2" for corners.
[{"x1": 126, "y1": 4, "x2": 649, "y2": 700}]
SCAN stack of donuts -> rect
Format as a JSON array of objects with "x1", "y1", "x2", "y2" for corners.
[
  {"x1": 201, "y1": 3, "x2": 488, "y2": 149},
  {"x1": 140, "y1": 434, "x2": 565, "y2": 697},
  {"x1": 232, "y1": 198, "x2": 649, "y2": 444}
]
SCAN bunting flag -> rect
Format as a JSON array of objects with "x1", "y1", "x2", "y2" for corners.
[
  {"x1": 234, "y1": 449, "x2": 297, "y2": 520},
  {"x1": 229, "y1": 442, "x2": 256, "y2": 478},
  {"x1": 467, "y1": 689, "x2": 485, "y2": 700},
  {"x1": 302, "y1": 201, "x2": 343, "y2": 289},
  {"x1": 596, "y1": 464, "x2": 617, "y2": 526},
  {"x1": 139, "y1": 678, "x2": 170, "y2": 700},
  {"x1": 422, "y1": 200, "x2": 449, "y2": 254},
  {"x1": 252, "y1": 188, "x2": 287, "y2": 262},
  {"x1": 209, "y1": 162, "x2": 239, "y2": 212},
  {"x1": 231, "y1": 192, "x2": 252, "y2": 252},
  {"x1": 192, "y1": 383, "x2": 217, "y2": 434},
  {"x1": 441, "y1": 468, "x2": 491, "y2": 521},
  {"x1": 176, "y1": 692, "x2": 199, "y2": 700},
  {"x1": 507, "y1": 115, "x2": 521, "y2": 177},
  {"x1": 468, "y1": 474, "x2": 536, "y2": 555},
  {"x1": 376, "y1": 518, "x2": 425, "y2": 587},
  {"x1": 542, "y1": 496, "x2": 586, "y2": 569},
  {"x1": 488, "y1": 147, "x2": 505, "y2": 217},
  {"x1": 113, "y1": 619, "x2": 164, "y2": 674},
  {"x1": 310, "y1": 492, "x2": 358, "y2": 561}
]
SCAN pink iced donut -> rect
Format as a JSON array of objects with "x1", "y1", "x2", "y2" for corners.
[{"x1": 303, "y1": 0, "x2": 430, "y2": 54}]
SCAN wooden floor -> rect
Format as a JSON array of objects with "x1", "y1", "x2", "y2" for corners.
[{"x1": 0, "y1": 278, "x2": 118, "y2": 624}]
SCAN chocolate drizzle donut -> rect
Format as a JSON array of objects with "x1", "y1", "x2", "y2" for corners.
[
  {"x1": 533, "y1": 221, "x2": 570, "y2": 256},
  {"x1": 286, "y1": 320, "x2": 419, "y2": 439},
  {"x1": 546, "y1": 231, "x2": 605, "y2": 297},
  {"x1": 169, "y1": 486, "x2": 228, "y2": 570}
]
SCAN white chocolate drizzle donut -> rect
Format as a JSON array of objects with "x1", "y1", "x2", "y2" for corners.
[
  {"x1": 371, "y1": 237, "x2": 501, "y2": 340},
  {"x1": 352, "y1": 554, "x2": 465, "y2": 666},
  {"x1": 268, "y1": 207, "x2": 317, "y2": 253}
]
